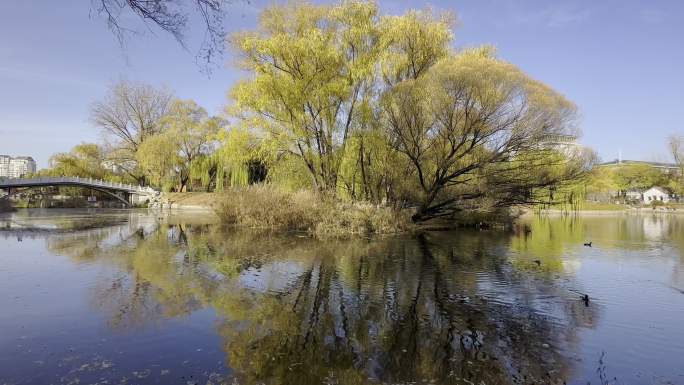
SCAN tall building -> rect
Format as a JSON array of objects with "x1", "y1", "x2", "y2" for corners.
[
  {"x1": 0, "y1": 155, "x2": 10, "y2": 178},
  {"x1": 0, "y1": 155, "x2": 37, "y2": 178}
]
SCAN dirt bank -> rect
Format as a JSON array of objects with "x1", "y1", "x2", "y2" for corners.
[{"x1": 162, "y1": 192, "x2": 221, "y2": 211}]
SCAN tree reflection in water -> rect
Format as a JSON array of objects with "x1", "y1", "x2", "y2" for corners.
[{"x1": 43, "y1": 220, "x2": 601, "y2": 385}]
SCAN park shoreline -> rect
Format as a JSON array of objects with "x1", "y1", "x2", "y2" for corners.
[{"x1": 521, "y1": 208, "x2": 684, "y2": 216}]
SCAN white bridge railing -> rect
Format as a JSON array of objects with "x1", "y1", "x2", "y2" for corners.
[{"x1": 0, "y1": 177, "x2": 157, "y2": 195}]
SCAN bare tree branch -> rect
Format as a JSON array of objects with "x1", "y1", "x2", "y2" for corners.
[
  {"x1": 91, "y1": 80, "x2": 174, "y2": 184},
  {"x1": 91, "y1": 0, "x2": 234, "y2": 72}
]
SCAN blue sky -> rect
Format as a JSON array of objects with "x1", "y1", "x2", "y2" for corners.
[{"x1": 1, "y1": 0, "x2": 682, "y2": 168}]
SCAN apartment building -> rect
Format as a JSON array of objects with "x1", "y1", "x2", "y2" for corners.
[{"x1": 0, "y1": 155, "x2": 37, "y2": 178}]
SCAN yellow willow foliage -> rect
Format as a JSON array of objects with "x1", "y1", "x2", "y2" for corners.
[
  {"x1": 266, "y1": 154, "x2": 313, "y2": 191},
  {"x1": 380, "y1": 46, "x2": 588, "y2": 220},
  {"x1": 48, "y1": 143, "x2": 109, "y2": 180},
  {"x1": 188, "y1": 156, "x2": 216, "y2": 191},
  {"x1": 379, "y1": 8, "x2": 455, "y2": 83},
  {"x1": 336, "y1": 130, "x2": 404, "y2": 202},
  {"x1": 213, "y1": 128, "x2": 261, "y2": 190},
  {"x1": 162, "y1": 100, "x2": 220, "y2": 162},
  {"x1": 585, "y1": 166, "x2": 618, "y2": 195},
  {"x1": 229, "y1": 0, "x2": 453, "y2": 192},
  {"x1": 136, "y1": 132, "x2": 181, "y2": 190},
  {"x1": 160, "y1": 99, "x2": 221, "y2": 191}
]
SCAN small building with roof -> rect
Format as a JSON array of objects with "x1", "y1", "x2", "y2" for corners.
[{"x1": 642, "y1": 186, "x2": 674, "y2": 203}]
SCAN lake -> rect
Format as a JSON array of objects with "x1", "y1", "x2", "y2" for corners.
[{"x1": 1, "y1": 209, "x2": 683, "y2": 385}]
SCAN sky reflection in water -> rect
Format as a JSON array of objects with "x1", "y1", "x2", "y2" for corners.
[{"x1": 1, "y1": 209, "x2": 683, "y2": 385}]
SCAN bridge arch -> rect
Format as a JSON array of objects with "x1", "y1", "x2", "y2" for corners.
[
  {"x1": 0, "y1": 177, "x2": 158, "y2": 207},
  {"x1": 1, "y1": 185, "x2": 132, "y2": 207}
]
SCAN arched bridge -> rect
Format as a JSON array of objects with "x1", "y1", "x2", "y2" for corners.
[{"x1": 0, "y1": 177, "x2": 158, "y2": 207}]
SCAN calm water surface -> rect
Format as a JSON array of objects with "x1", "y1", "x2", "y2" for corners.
[{"x1": 1, "y1": 209, "x2": 683, "y2": 385}]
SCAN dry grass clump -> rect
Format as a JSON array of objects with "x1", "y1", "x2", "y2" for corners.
[
  {"x1": 216, "y1": 185, "x2": 320, "y2": 231},
  {"x1": 314, "y1": 201, "x2": 411, "y2": 236},
  {"x1": 215, "y1": 185, "x2": 411, "y2": 237}
]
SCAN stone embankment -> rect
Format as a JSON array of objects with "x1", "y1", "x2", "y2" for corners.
[{"x1": 146, "y1": 191, "x2": 168, "y2": 209}]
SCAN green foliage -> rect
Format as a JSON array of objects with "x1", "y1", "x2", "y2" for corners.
[
  {"x1": 336, "y1": 129, "x2": 405, "y2": 202},
  {"x1": 265, "y1": 153, "x2": 313, "y2": 191},
  {"x1": 378, "y1": 8, "x2": 455, "y2": 83},
  {"x1": 586, "y1": 163, "x2": 674, "y2": 204},
  {"x1": 45, "y1": 143, "x2": 129, "y2": 182},
  {"x1": 584, "y1": 166, "x2": 617, "y2": 195},
  {"x1": 161, "y1": 99, "x2": 220, "y2": 191},
  {"x1": 612, "y1": 164, "x2": 666, "y2": 192},
  {"x1": 228, "y1": 1, "x2": 589, "y2": 222},
  {"x1": 47, "y1": 143, "x2": 106, "y2": 179},
  {"x1": 136, "y1": 132, "x2": 181, "y2": 191},
  {"x1": 213, "y1": 128, "x2": 263, "y2": 190},
  {"x1": 230, "y1": 1, "x2": 452, "y2": 193},
  {"x1": 188, "y1": 155, "x2": 217, "y2": 191},
  {"x1": 382, "y1": 47, "x2": 586, "y2": 220}
]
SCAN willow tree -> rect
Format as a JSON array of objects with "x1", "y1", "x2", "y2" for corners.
[
  {"x1": 179, "y1": 126, "x2": 266, "y2": 192},
  {"x1": 382, "y1": 48, "x2": 586, "y2": 221},
  {"x1": 230, "y1": 1, "x2": 455, "y2": 195},
  {"x1": 229, "y1": 1, "x2": 587, "y2": 222},
  {"x1": 231, "y1": 1, "x2": 389, "y2": 192},
  {"x1": 161, "y1": 99, "x2": 220, "y2": 191},
  {"x1": 332, "y1": 8, "x2": 454, "y2": 203},
  {"x1": 212, "y1": 128, "x2": 263, "y2": 190},
  {"x1": 48, "y1": 143, "x2": 111, "y2": 179},
  {"x1": 136, "y1": 132, "x2": 181, "y2": 191}
]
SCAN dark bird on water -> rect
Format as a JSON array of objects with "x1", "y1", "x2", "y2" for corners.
[
  {"x1": 584, "y1": 242, "x2": 592, "y2": 247},
  {"x1": 533, "y1": 260, "x2": 541, "y2": 266},
  {"x1": 568, "y1": 289, "x2": 591, "y2": 306}
]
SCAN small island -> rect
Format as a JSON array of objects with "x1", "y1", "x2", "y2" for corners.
[{"x1": 1, "y1": 1, "x2": 683, "y2": 385}]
